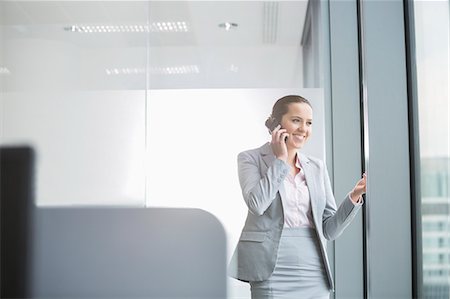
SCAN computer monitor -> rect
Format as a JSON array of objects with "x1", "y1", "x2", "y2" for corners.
[{"x1": 0, "y1": 146, "x2": 35, "y2": 298}]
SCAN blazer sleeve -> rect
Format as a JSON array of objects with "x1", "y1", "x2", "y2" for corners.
[
  {"x1": 321, "y1": 160, "x2": 363, "y2": 240},
  {"x1": 237, "y1": 152, "x2": 290, "y2": 216}
]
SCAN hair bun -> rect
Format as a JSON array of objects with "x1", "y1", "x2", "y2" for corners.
[{"x1": 265, "y1": 114, "x2": 276, "y2": 131}]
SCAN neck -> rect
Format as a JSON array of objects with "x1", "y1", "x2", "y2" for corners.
[{"x1": 287, "y1": 149, "x2": 298, "y2": 166}]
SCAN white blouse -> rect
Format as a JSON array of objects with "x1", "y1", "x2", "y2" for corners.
[
  {"x1": 281, "y1": 155, "x2": 363, "y2": 228},
  {"x1": 281, "y1": 156, "x2": 315, "y2": 228}
]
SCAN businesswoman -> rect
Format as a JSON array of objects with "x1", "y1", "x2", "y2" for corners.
[{"x1": 228, "y1": 95, "x2": 367, "y2": 298}]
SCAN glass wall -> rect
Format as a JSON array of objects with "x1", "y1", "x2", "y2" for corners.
[
  {"x1": 2, "y1": 1, "x2": 339, "y2": 298},
  {"x1": 411, "y1": 1, "x2": 450, "y2": 298},
  {"x1": 1, "y1": 1, "x2": 148, "y2": 206}
]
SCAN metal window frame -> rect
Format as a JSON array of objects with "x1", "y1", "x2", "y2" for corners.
[
  {"x1": 330, "y1": 1, "x2": 416, "y2": 298},
  {"x1": 356, "y1": 1, "x2": 413, "y2": 298},
  {"x1": 327, "y1": 1, "x2": 364, "y2": 298}
]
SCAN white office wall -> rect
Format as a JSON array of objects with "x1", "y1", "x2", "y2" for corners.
[
  {"x1": 1, "y1": 87, "x2": 325, "y2": 298},
  {"x1": 1, "y1": 91, "x2": 146, "y2": 206},
  {"x1": 145, "y1": 88, "x2": 325, "y2": 297},
  {"x1": 1, "y1": 89, "x2": 324, "y2": 208}
]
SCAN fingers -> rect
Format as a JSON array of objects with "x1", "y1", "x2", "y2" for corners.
[
  {"x1": 271, "y1": 125, "x2": 288, "y2": 143},
  {"x1": 353, "y1": 173, "x2": 367, "y2": 195},
  {"x1": 280, "y1": 132, "x2": 289, "y2": 142},
  {"x1": 271, "y1": 124, "x2": 283, "y2": 137},
  {"x1": 276, "y1": 131, "x2": 288, "y2": 142},
  {"x1": 270, "y1": 125, "x2": 288, "y2": 161},
  {"x1": 358, "y1": 174, "x2": 367, "y2": 192},
  {"x1": 351, "y1": 174, "x2": 368, "y2": 200},
  {"x1": 358, "y1": 173, "x2": 367, "y2": 185}
]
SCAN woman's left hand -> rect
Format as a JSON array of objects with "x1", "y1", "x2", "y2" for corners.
[{"x1": 350, "y1": 173, "x2": 367, "y2": 203}]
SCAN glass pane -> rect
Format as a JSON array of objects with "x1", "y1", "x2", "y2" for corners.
[
  {"x1": 1, "y1": 1, "x2": 337, "y2": 297},
  {"x1": 1, "y1": 1, "x2": 148, "y2": 206},
  {"x1": 143, "y1": 1, "x2": 331, "y2": 298},
  {"x1": 413, "y1": 1, "x2": 450, "y2": 298}
]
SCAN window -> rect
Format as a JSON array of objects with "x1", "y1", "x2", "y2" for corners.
[{"x1": 408, "y1": 1, "x2": 449, "y2": 298}]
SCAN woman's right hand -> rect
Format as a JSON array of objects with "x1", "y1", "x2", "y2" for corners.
[{"x1": 270, "y1": 125, "x2": 289, "y2": 162}]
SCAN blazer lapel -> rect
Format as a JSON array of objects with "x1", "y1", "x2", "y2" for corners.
[{"x1": 298, "y1": 152, "x2": 320, "y2": 229}]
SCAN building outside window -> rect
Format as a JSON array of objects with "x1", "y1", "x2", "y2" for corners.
[{"x1": 411, "y1": 1, "x2": 449, "y2": 298}]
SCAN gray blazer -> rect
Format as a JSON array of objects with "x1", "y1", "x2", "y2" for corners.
[{"x1": 228, "y1": 142, "x2": 363, "y2": 291}]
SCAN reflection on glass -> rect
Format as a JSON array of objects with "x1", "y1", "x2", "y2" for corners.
[
  {"x1": 1, "y1": 1, "x2": 148, "y2": 206},
  {"x1": 413, "y1": 1, "x2": 450, "y2": 298}
]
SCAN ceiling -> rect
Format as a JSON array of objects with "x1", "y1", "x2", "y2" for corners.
[{"x1": 1, "y1": 1, "x2": 310, "y2": 90}]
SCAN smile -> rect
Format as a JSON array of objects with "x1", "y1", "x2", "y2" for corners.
[{"x1": 292, "y1": 134, "x2": 306, "y2": 141}]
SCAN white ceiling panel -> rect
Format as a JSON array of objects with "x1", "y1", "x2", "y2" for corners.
[{"x1": 2, "y1": 1, "x2": 309, "y2": 89}]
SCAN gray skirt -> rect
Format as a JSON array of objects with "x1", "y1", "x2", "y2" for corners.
[{"x1": 250, "y1": 227, "x2": 330, "y2": 299}]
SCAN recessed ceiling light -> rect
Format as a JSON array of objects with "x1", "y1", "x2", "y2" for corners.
[
  {"x1": 218, "y1": 22, "x2": 238, "y2": 31},
  {"x1": 105, "y1": 68, "x2": 146, "y2": 75},
  {"x1": 0, "y1": 67, "x2": 11, "y2": 75},
  {"x1": 228, "y1": 64, "x2": 239, "y2": 72},
  {"x1": 105, "y1": 65, "x2": 199, "y2": 76},
  {"x1": 64, "y1": 22, "x2": 189, "y2": 33},
  {"x1": 150, "y1": 65, "x2": 200, "y2": 75}
]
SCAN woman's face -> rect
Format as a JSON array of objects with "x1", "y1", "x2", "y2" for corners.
[{"x1": 280, "y1": 102, "x2": 313, "y2": 150}]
